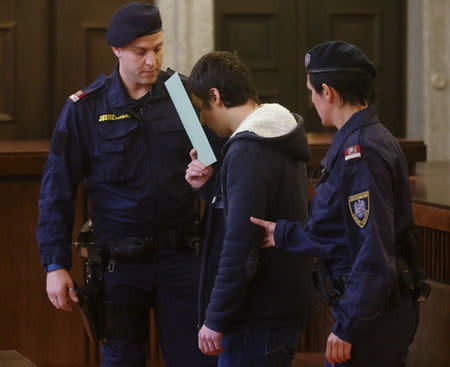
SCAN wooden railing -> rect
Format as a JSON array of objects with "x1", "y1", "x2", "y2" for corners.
[{"x1": 0, "y1": 139, "x2": 442, "y2": 367}]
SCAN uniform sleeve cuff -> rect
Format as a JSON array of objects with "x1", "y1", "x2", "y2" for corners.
[
  {"x1": 45, "y1": 264, "x2": 65, "y2": 272},
  {"x1": 204, "y1": 319, "x2": 224, "y2": 333},
  {"x1": 332, "y1": 320, "x2": 352, "y2": 343},
  {"x1": 274, "y1": 219, "x2": 287, "y2": 249}
]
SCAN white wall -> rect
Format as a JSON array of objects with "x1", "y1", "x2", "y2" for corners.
[
  {"x1": 155, "y1": 0, "x2": 214, "y2": 76},
  {"x1": 407, "y1": 0, "x2": 450, "y2": 160}
]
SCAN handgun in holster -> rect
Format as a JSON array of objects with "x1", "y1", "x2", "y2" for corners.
[
  {"x1": 396, "y1": 228, "x2": 431, "y2": 303},
  {"x1": 72, "y1": 219, "x2": 105, "y2": 342}
]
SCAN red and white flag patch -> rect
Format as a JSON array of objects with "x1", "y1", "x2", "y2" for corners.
[
  {"x1": 344, "y1": 144, "x2": 361, "y2": 161},
  {"x1": 68, "y1": 90, "x2": 87, "y2": 103}
]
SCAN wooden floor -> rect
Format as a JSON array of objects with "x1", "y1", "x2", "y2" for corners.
[
  {"x1": 294, "y1": 353, "x2": 325, "y2": 367},
  {"x1": 144, "y1": 353, "x2": 325, "y2": 367}
]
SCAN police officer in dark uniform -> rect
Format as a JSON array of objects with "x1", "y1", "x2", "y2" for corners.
[
  {"x1": 251, "y1": 41, "x2": 421, "y2": 366},
  {"x1": 37, "y1": 2, "x2": 218, "y2": 366}
]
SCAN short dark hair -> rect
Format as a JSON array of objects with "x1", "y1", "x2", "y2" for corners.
[
  {"x1": 189, "y1": 51, "x2": 260, "y2": 108},
  {"x1": 309, "y1": 71, "x2": 374, "y2": 106}
]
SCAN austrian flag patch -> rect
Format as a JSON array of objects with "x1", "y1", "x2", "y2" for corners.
[
  {"x1": 68, "y1": 90, "x2": 87, "y2": 103},
  {"x1": 344, "y1": 144, "x2": 361, "y2": 161}
]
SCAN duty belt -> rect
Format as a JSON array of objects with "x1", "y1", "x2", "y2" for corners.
[
  {"x1": 75, "y1": 228, "x2": 200, "y2": 262},
  {"x1": 107, "y1": 234, "x2": 194, "y2": 260}
]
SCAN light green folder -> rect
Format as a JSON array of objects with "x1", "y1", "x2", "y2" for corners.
[{"x1": 164, "y1": 72, "x2": 217, "y2": 166}]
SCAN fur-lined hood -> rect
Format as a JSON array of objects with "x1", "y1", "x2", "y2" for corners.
[{"x1": 223, "y1": 103, "x2": 310, "y2": 162}]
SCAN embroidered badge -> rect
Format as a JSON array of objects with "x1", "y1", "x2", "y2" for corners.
[
  {"x1": 348, "y1": 191, "x2": 370, "y2": 228},
  {"x1": 68, "y1": 90, "x2": 87, "y2": 103},
  {"x1": 344, "y1": 144, "x2": 362, "y2": 161},
  {"x1": 98, "y1": 114, "x2": 131, "y2": 123}
]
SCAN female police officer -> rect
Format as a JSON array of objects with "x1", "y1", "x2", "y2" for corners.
[{"x1": 251, "y1": 41, "x2": 420, "y2": 366}]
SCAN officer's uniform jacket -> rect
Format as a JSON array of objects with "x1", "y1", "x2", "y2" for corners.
[
  {"x1": 275, "y1": 106, "x2": 415, "y2": 342},
  {"x1": 37, "y1": 67, "x2": 214, "y2": 269}
]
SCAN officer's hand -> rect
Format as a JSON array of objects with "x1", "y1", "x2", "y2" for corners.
[
  {"x1": 326, "y1": 332, "x2": 352, "y2": 366},
  {"x1": 46, "y1": 268, "x2": 78, "y2": 312},
  {"x1": 250, "y1": 217, "x2": 276, "y2": 248},
  {"x1": 185, "y1": 149, "x2": 214, "y2": 189},
  {"x1": 198, "y1": 324, "x2": 223, "y2": 356}
]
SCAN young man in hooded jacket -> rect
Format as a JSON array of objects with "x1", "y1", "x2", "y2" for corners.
[{"x1": 185, "y1": 51, "x2": 316, "y2": 366}]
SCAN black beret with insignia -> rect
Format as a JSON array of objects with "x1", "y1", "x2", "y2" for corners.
[
  {"x1": 107, "y1": 2, "x2": 162, "y2": 47},
  {"x1": 305, "y1": 40, "x2": 376, "y2": 79}
]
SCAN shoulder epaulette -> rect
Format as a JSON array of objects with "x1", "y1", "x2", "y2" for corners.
[
  {"x1": 68, "y1": 74, "x2": 107, "y2": 103},
  {"x1": 344, "y1": 144, "x2": 362, "y2": 161}
]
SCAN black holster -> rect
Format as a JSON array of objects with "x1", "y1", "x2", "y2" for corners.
[
  {"x1": 76, "y1": 276, "x2": 104, "y2": 341},
  {"x1": 312, "y1": 259, "x2": 346, "y2": 306},
  {"x1": 396, "y1": 228, "x2": 431, "y2": 303},
  {"x1": 73, "y1": 220, "x2": 105, "y2": 341}
]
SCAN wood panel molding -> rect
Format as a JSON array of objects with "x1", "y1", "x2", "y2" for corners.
[
  {"x1": 327, "y1": 10, "x2": 380, "y2": 64},
  {"x1": 413, "y1": 203, "x2": 450, "y2": 233},
  {"x1": 0, "y1": 140, "x2": 49, "y2": 176},
  {"x1": 81, "y1": 23, "x2": 115, "y2": 84},
  {"x1": 0, "y1": 22, "x2": 16, "y2": 124},
  {"x1": 221, "y1": 13, "x2": 277, "y2": 71}
]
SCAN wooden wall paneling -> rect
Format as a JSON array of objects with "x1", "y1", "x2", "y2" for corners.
[
  {"x1": 215, "y1": 0, "x2": 299, "y2": 112},
  {"x1": 0, "y1": 176, "x2": 90, "y2": 366},
  {"x1": 0, "y1": 142, "x2": 92, "y2": 366},
  {"x1": 303, "y1": 0, "x2": 405, "y2": 135},
  {"x1": 53, "y1": 0, "x2": 152, "y2": 121},
  {"x1": 0, "y1": 0, "x2": 17, "y2": 139},
  {"x1": 297, "y1": 298, "x2": 332, "y2": 353},
  {"x1": 0, "y1": 21, "x2": 15, "y2": 128},
  {"x1": 417, "y1": 226, "x2": 450, "y2": 284},
  {"x1": 0, "y1": 0, "x2": 51, "y2": 139}
]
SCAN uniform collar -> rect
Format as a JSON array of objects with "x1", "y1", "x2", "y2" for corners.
[
  {"x1": 321, "y1": 105, "x2": 378, "y2": 169},
  {"x1": 106, "y1": 64, "x2": 167, "y2": 110}
]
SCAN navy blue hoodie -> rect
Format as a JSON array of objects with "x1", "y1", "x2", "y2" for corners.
[{"x1": 199, "y1": 104, "x2": 317, "y2": 332}]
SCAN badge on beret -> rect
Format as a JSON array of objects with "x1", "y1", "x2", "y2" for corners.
[
  {"x1": 348, "y1": 191, "x2": 370, "y2": 228},
  {"x1": 344, "y1": 144, "x2": 361, "y2": 161},
  {"x1": 304, "y1": 53, "x2": 311, "y2": 68}
]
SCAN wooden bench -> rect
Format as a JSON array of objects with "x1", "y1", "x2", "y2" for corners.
[{"x1": 0, "y1": 350, "x2": 37, "y2": 367}]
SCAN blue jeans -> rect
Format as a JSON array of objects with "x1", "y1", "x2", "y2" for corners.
[{"x1": 219, "y1": 327, "x2": 300, "y2": 367}]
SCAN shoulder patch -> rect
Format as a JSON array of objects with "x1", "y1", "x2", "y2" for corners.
[
  {"x1": 68, "y1": 90, "x2": 87, "y2": 103},
  {"x1": 344, "y1": 144, "x2": 361, "y2": 161},
  {"x1": 348, "y1": 191, "x2": 370, "y2": 228},
  {"x1": 68, "y1": 74, "x2": 107, "y2": 103}
]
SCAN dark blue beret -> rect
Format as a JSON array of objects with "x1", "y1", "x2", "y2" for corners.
[
  {"x1": 107, "y1": 2, "x2": 162, "y2": 47},
  {"x1": 305, "y1": 40, "x2": 376, "y2": 79}
]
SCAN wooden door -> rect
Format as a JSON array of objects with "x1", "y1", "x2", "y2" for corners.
[
  {"x1": 215, "y1": 0, "x2": 300, "y2": 112},
  {"x1": 215, "y1": 0, "x2": 406, "y2": 136},
  {"x1": 303, "y1": 0, "x2": 406, "y2": 135}
]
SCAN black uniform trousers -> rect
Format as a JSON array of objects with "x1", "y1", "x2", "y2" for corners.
[{"x1": 101, "y1": 248, "x2": 216, "y2": 367}]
